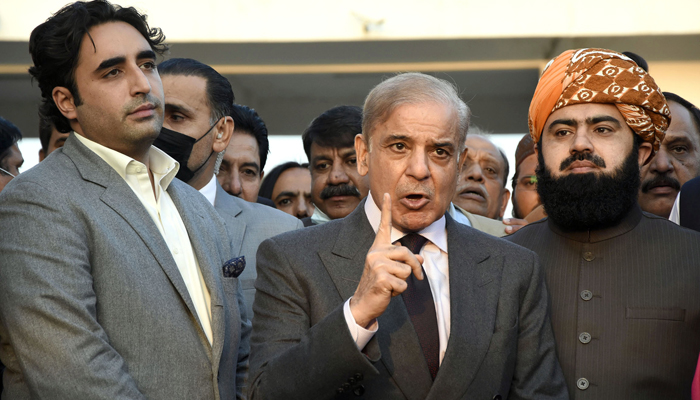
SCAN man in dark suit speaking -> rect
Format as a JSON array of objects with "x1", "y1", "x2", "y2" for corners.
[{"x1": 248, "y1": 73, "x2": 567, "y2": 399}]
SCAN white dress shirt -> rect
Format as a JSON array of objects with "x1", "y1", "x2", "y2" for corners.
[
  {"x1": 74, "y1": 133, "x2": 214, "y2": 345},
  {"x1": 344, "y1": 191, "x2": 451, "y2": 364},
  {"x1": 669, "y1": 193, "x2": 681, "y2": 225},
  {"x1": 200, "y1": 174, "x2": 218, "y2": 206}
]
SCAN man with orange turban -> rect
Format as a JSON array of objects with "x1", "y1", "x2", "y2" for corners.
[{"x1": 507, "y1": 48, "x2": 700, "y2": 399}]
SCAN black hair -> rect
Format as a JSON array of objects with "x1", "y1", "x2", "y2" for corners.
[
  {"x1": 38, "y1": 112, "x2": 54, "y2": 153},
  {"x1": 622, "y1": 51, "x2": 649, "y2": 72},
  {"x1": 302, "y1": 105, "x2": 362, "y2": 161},
  {"x1": 663, "y1": 92, "x2": 700, "y2": 137},
  {"x1": 258, "y1": 161, "x2": 309, "y2": 200},
  {"x1": 158, "y1": 58, "x2": 235, "y2": 124},
  {"x1": 231, "y1": 104, "x2": 269, "y2": 172},
  {"x1": 0, "y1": 117, "x2": 23, "y2": 167},
  {"x1": 28, "y1": 0, "x2": 168, "y2": 134}
]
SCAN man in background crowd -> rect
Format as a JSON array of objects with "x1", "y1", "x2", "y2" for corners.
[
  {"x1": 508, "y1": 48, "x2": 700, "y2": 399},
  {"x1": 0, "y1": 117, "x2": 23, "y2": 193},
  {"x1": 638, "y1": 92, "x2": 700, "y2": 218},
  {"x1": 0, "y1": 2, "x2": 250, "y2": 398},
  {"x1": 450, "y1": 132, "x2": 511, "y2": 236},
  {"x1": 452, "y1": 133, "x2": 510, "y2": 220},
  {"x1": 218, "y1": 104, "x2": 274, "y2": 206},
  {"x1": 38, "y1": 115, "x2": 69, "y2": 161},
  {"x1": 302, "y1": 105, "x2": 369, "y2": 226},
  {"x1": 155, "y1": 58, "x2": 302, "y2": 318},
  {"x1": 259, "y1": 161, "x2": 314, "y2": 219}
]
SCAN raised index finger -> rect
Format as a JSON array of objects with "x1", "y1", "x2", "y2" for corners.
[{"x1": 374, "y1": 193, "x2": 393, "y2": 245}]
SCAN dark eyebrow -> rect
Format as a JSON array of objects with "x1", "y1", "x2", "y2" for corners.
[
  {"x1": 137, "y1": 50, "x2": 156, "y2": 61},
  {"x1": 164, "y1": 103, "x2": 192, "y2": 116},
  {"x1": 94, "y1": 50, "x2": 156, "y2": 73},
  {"x1": 339, "y1": 148, "x2": 357, "y2": 158},
  {"x1": 311, "y1": 156, "x2": 332, "y2": 165},
  {"x1": 95, "y1": 56, "x2": 126, "y2": 72},
  {"x1": 433, "y1": 141, "x2": 455, "y2": 149},
  {"x1": 274, "y1": 191, "x2": 298, "y2": 202},
  {"x1": 587, "y1": 115, "x2": 621, "y2": 127},
  {"x1": 547, "y1": 118, "x2": 577, "y2": 132},
  {"x1": 241, "y1": 162, "x2": 260, "y2": 173}
]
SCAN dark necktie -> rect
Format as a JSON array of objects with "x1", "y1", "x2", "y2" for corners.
[{"x1": 398, "y1": 233, "x2": 440, "y2": 380}]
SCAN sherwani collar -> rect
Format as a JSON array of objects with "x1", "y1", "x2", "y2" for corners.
[{"x1": 547, "y1": 203, "x2": 643, "y2": 243}]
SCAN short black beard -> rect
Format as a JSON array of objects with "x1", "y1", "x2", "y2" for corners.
[{"x1": 536, "y1": 146, "x2": 641, "y2": 231}]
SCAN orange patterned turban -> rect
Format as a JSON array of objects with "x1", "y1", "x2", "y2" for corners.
[{"x1": 528, "y1": 48, "x2": 670, "y2": 156}]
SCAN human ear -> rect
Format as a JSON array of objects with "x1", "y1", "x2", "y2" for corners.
[
  {"x1": 213, "y1": 116, "x2": 234, "y2": 153},
  {"x1": 52, "y1": 87, "x2": 77, "y2": 121},
  {"x1": 355, "y1": 133, "x2": 369, "y2": 176}
]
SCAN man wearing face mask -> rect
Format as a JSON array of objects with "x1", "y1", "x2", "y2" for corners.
[{"x1": 153, "y1": 58, "x2": 303, "y2": 318}]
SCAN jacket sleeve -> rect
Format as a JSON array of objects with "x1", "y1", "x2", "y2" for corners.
[
  {"x1": 508, "y1": 252, "x2": 568, "y2": 399},
  {"x1": 247, "y1": 238, "x2": 381, "y2": 400},
  {"x1": 0, "y1": 180, "x2": 146, "y2": 400}
]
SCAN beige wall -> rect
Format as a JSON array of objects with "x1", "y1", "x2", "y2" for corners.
[{"x1": 2, "y1": 0, "x2": 700, "y2": 42}]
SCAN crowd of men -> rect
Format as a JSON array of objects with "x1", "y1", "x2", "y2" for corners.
[{"x1": 0, "y1": 1, "x2": 699, "y2": 399}]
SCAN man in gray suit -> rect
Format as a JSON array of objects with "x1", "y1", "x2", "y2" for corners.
[
  {"x1": 249, "y1": 73, "x2": 567, "y2": 399},
  {"x1": 153, "y1": 58, "x2": 303, "y2": 318},
  {"x1": 0, "y1": 2, "x2": 249, "y2": 398}
]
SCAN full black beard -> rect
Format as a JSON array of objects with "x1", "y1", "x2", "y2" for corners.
[{"x1": 536, "y1": 146, "x2": 641, "y2": 231}]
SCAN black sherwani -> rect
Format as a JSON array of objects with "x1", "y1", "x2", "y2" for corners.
[{"x1": 507, "y1": 204, "x2": 700, "y2": 399}]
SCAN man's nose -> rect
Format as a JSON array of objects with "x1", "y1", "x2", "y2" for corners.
[
  {"x1": 296, "y1": 197, "x2": 310, "y2": 218},
  {"x1": 328, "y1": 162, "x2": 350, "y2": 185},
  {"x1": 130, "y1": 66, "x2": 152, "y2": 97},
  {"x1": 406, "y1": 151, "x2": 431, "y2": 180},
  {"x1": 570, "y1": 129, "x2": 594, "y2": 154},
  {"x1": 649, "y1": 147, "x2": 674, "y2": 174},
  {"x1": 464, "y1": 162, "x2": 483, "y2": 182},
  {"x1": 225, "y1": 173, "x2": 243, "y2": 197}
]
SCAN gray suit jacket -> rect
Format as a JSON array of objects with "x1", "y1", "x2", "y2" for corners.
[
  {"x1": 248, "y1": 199, "x2": 567, "y2": 400},
  {"x1": 213, "y1": 183, "x2": 303, "y2": 318},
  {"x1": 0, "y1": 135, "x2": 250, "y2": 400}
]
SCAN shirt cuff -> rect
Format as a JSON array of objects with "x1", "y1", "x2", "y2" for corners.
[{"x1": 343, "y1": 297, "x2": 378, "y2": 350}]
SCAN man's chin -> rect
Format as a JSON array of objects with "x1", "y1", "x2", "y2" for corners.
[
  {"x1": 323, "y1": 199, "x2": 360, "y2": 219},
  {"x1": 394, "y1": 208, "x2": 443, "y2": 233}
]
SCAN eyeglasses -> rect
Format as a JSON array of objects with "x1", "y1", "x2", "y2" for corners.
[
  {"x1": 514, "y1": 175, "x2": 538, "y2": 191},
  {"x1": 0, "y1": 167, "x2": 16, "y2": 178}
]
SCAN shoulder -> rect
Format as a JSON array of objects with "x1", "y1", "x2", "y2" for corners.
[
  {"x1": 450, "y1": 218, "x2": 536, "y2": 259},
  {"x1": 503, "y1": 217, "x2": 550, "y2": 245},
  {"x1": 262, "y1": 215, "x2": 346, "y2": 251},
  {"x1": 218, "y1": 193, "x2": 303, "y2": 231},
  {"x1": 640, "y1": 210, "x2": 700, "y2": 238}
]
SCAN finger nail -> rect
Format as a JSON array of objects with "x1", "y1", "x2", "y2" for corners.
[{"x1": 505, "y1": 226, "x2": 512, "y2": 232}]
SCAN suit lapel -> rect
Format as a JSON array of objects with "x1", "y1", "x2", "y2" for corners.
[
  {"x1": 169, "y1": 183, "x2": 223, "y2": 363},
  {"x1": 64, "y1": 136, "x2": 216, "y2": 360},
  {"x1": 427, "y1": 217, "x2": 501, "y2": 399},
  {"x1": 319, "y1": 200, "x2": 433, "y2": 400},
  {"x1": 214, "y1": 183, "x2": 245, "y2": 257}
]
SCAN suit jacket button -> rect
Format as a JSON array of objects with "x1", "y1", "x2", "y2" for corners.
[
  {"x1": 580, "y1": 290, "x2": 593, "y2": 301},
  {"x1": 583, "y1": 251, "x2": 595, "y2": 261},
  {"x1": 493, "y1": 395, "x2": 502, "y2": 400},
  {"x1": 348, "y1": 377, "x2": 356, "y2": 384},
  {"x1": 577, "y1": 377, "x2": 589, "y2": 390},
  {"x1": 354, "y1": 373, "x2": 364, "y2": 381},
  {"x1": 353, "y1": 385, "x2": 365, "y2": 396},
  {"x1": 342, "y1": 383, "x2": 351, "y2": 390},
  {"x1": 579, "y1": 332, "x2": 591, "y2": 344}
]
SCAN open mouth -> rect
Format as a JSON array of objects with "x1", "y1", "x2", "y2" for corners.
[
  {"x1": 459, "y1": 187, "x2": 486, "y2": 202},
  {"x1": 400, "y1": 194, "x2": 429, "y2": 210}
]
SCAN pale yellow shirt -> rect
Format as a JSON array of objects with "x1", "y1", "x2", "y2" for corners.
[{"x1": 74, "y1": 133, "x2": 213, "y2": 345}]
